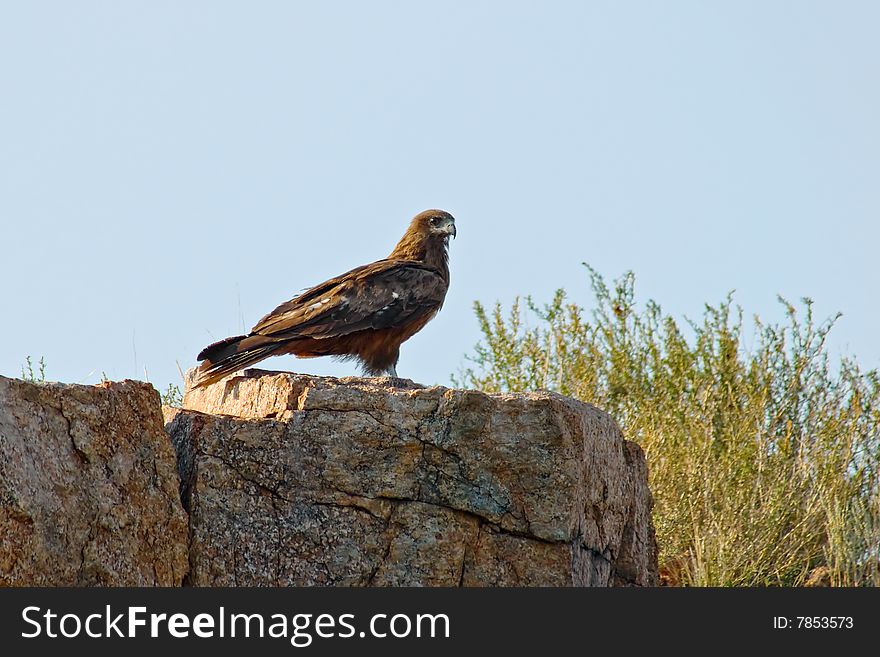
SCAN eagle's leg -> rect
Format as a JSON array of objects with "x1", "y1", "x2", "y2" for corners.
[{"x1": 385, "y1": 364, "x2": 398, "y2": 377}]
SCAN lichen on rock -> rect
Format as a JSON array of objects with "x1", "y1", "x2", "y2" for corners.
[
  {"x1": 170, "y1": 368, "x2": 658, "y2": 586},
  {"x1": 0, "y1": 376, "x2": 188, "y2": 585}
]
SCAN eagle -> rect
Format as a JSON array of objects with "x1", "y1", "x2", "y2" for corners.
[{"x1": 191, "y1": 209, "x2": 456, "y2": 388}]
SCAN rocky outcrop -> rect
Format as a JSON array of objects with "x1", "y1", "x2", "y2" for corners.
[
  {"x1": 170, "y1": 369, "x2": 658, "y2": 586},
  {"x1": 0, "y1": 376, "x2": 188, "y2": 585},
  {"x1": 0, "y1": 369, "x2": 658, "y2": 587}
]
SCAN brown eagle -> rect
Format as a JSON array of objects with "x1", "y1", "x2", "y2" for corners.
[{"x1": 191, "y1": 209, "x2": 456, "y2": 388}]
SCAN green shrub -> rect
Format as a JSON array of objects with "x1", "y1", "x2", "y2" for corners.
[
  {"x1": 457, "y1": 265, "x2": 880, "y2": 586},
  {"x1": 160, "y1": 383, "x2": 183, "y2": 407},
  {"x1": 21, "y1": 356, "x2": 47, "y2": 383}
]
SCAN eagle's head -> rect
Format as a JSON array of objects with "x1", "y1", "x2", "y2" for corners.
[
  {"x1": 390, "y1": 209, "x2": 457, "y2": 269},
  {"x1": 413, "y1": 209, "x2": 456, "y2": 241}
]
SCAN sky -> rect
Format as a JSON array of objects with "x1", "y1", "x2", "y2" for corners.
[{"x1": 1, "y1": 1, "x2": 878, "y2": 392}]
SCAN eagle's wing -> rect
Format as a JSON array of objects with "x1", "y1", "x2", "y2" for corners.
[{"x1": 251, "y1": 259, "x2": 447, "y2": 339}]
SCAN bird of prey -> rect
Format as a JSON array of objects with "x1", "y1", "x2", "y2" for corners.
[{"x1": 191, "y1": 209, "x2": 456, "y2": 388}]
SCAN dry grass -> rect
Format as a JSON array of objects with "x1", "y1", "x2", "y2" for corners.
[{"x1": 457, "y1": 265, "x2": 880, "y2": 586}]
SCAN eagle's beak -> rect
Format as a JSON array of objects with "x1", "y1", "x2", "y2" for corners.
[{"x1": 446, "y1": 222, "x2": 457, "y2": 239}]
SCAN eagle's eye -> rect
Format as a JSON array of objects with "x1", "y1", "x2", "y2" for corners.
[{"x1": 430, "y1": 215, "x2": 439, "y2": 224}]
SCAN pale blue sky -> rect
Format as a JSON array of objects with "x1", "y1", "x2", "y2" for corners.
[{"x1": 2, "y1": 1, "x2": 877, "y2": 391}]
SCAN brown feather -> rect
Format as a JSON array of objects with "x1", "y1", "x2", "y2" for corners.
[{"x1": 191, "y1": 209, "x2": 455, "y2": 388}]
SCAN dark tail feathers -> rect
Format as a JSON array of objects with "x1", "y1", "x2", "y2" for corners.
[{"x1": 192, "y1": 334, "x2": 284, "y2": 389}]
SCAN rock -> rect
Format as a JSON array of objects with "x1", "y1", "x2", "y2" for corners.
[
  {"x1": 171, "y1": 368, "x2": 658, "y2": 586},
  {"x1": 0, "y1": 376, "x2": 188, "y2": 585}
]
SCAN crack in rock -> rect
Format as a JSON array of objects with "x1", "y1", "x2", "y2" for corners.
[{"x1": 171, "y1": 370, "x2": 659, "y2": 586}]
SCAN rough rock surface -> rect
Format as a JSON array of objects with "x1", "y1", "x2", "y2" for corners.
[
  {"x1": 0, "y1": 376, "x2": 188, "y2": 585},
  {"x1": 170, "y1": 368, "x2": 658, "y2": 586}
]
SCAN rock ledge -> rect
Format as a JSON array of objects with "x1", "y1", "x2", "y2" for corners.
[{"x1": 167, "y1": 368, "x2": 658, "y2": 586}]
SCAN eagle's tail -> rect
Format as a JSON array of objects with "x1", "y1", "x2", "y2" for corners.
[{"x1": 191, "y1": 334, "x2": 285, "y2": 389}]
